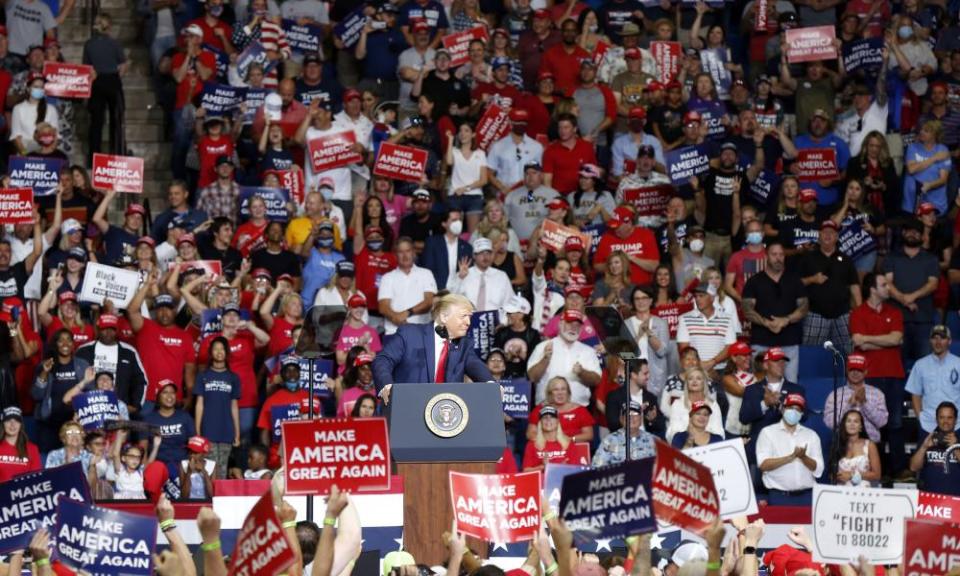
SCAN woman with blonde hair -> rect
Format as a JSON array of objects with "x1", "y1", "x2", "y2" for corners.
[
  {"x1": 38, "y1": 269, "x2": 94, "y2": 347},
  {"x1": 487, "y1": 228, "x2": 528, "y2": 290},
  {"x1": 259, "y1": 283, "x2": 304, "y2": 358},
  {"x1": 591, "y1": 251, "x2": 632, "y2": 308},
  {"x1": 44, "y1": 421, "x2": 90, "y2": 469},
  {"x1": 471, "y1": 199, "x2": 521, "y2": 254},
  {"x1": 846, "y1": 130, "x2": 900, "y2": 219},
  {"x1": 903, "y1": 119, "x2": 951, "y2": 214},
  {"x1": 701, "y1": 266, "x2": 741, "y2": 335},
  {"x1": 526, "y1": 376, "x2": 594, "y2": 443},
  {"x1": 664, "y1": 366, "x2": 724, "y2": 442},
  {"x1": 522, "y1": 405, "x2": 573, "y2": 471}
]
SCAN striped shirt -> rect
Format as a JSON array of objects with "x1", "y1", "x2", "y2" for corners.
[
  {"x1": 676, "y1": 307, "x2": 737, "y2": 368},
  {"x1": 232, "y1": 18, "x2": 291, "y2": 89}
]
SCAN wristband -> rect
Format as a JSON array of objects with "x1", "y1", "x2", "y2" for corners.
[
  {"x1": 545, "y1": 562, "x2": 559, "y2": 575},
  {"x1": 542, "y1": 511, "x2": 557, "y2": 521},
  {"x1": 743, "y1": 546, "x2": 757, "y2": 555},
  {"x1": 159, "y1": 519, "x2": 176, "y2": 531},
  {"x1": 161, "y1": 523, "x2": 178, "y2": 533},
  {"x1": 201, "y1": 541, "x2": 221, "y2": 552},
  {"x1": 706, "y1": 561, "x2": 722, "y2": 570},
  {"x1": 34, "y1": 558, "x2": 50, "y2": 567},
  {"x1": 282, "y1": 521, "x2": 297, "y2": 529},
  {"x1": 323, "y1": 516, "x2": 337, "y2": 527}
]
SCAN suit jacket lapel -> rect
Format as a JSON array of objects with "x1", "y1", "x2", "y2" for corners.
[{"x1": 424, "y1": 324, "x2": 436, "y2": 383}]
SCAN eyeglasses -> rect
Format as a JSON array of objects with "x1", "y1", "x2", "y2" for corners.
[{"x1": 515, "y1": 146, "x2": 521, "y2": 161}]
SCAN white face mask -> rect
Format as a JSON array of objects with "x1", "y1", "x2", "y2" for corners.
[
  {"x1": 689, "y1": 238, "x2": 705, "y2": 253},
  {"x1": 448, "y1": 220, "x2": 463, "y2": 236}
]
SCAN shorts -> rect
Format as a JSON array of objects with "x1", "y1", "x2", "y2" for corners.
[{"x1": 446, "y1": 194, "x2": 484, "y2": 215}]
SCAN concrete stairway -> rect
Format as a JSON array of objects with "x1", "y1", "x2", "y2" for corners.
[{"x1": 59, "y1": 0, "x2": 169, "y2": 216}]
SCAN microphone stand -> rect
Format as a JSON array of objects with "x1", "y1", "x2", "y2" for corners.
[
  {"x1": 301, "y1": 352, "x2": 320, "y2": 523},
  {"x1": 828, "y1": 347, "x2": 845, "y2": 481},
  {"x1": 618, "y1": 352, "x2": 637, "y2": 461}
]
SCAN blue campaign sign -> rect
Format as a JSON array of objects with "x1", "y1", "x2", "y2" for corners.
[
  {"x1": 8, "y1": 156, "x2": 65, "y2": 196},
  {"x1": 581, "y1": 223, "x2": 605, "y2": 258},
  {"x1": 239, "y1": 186, "x2": 290, "y2": 222},
  {"x1": 237, "y1": 41, "x2": 267, "y2": 79},
  {"x1": 838, "y1": 214, "x2": 877, "y2": 260},
  {"x1": 55, "y1": 499, "x2": 156, "y2": 575},
  {"x1": 699, "y1": 48, "x2": 731, "y2": 99},
  {"x1": 842, "y1": 38, "x2": 884, "y2": 74},
  {"x1": 200, "y1": 308, "x2": 251, "y2": 339},
  {"x1": 500, "y1": 379, "x2": 531, "y2": 419},
  {"x1": 468, "y1": 310, "x2": 499, "y2": 361},
  {"x1": 559, "y1": 458, "x2": 657, "y2": 543},
  {"x1": 666, "y1": 145, "x2": 710, "y2": 186},
  {"x1": 0, "y1": 462, "x2": 90, "y2": 554},
  {"x1": 242, "y1": 87, "x2": 268, "y2": 124},
  {"x1": 72, "y1": 390, "x2": 121, "y2": 431},
  {"x1": 200, "y1": 83, "x2": 243, "y2": 116},
  {"x1": 298, "y1": 357, "x2": 334, "y2": 398},
  {"x1": 544, "y1": 463, "x2": 588, "y2": 513},
  {"x1": 283, "y1": 19, "x2": 322, "y2": 54},
  {"x1": 332, "y1": 8, "x2": 366, "y2": 49},
  {"x1": 203, "y1": 44, "x2": 229, "y2": 80},
  {"x1": 271, "y1": 403, "x2": 301, "y2": 442},
  {"x1": 749, "y1": 169, "x2": 780, "y2": 208}
]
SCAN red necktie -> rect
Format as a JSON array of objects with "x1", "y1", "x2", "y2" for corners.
[{"x1": 435, "y1": 339, "x2": 450, "y2": 383}]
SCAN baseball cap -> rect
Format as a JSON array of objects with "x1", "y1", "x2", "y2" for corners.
[
  {"x1": 503, "y1": 294, "x2": 531, "y2": 315},
  {"x1": 664, "y1": 79, "x2": 682, "y2": 91},
  {"x1": 125, "y1": 204, "x2": 146, "y2": 217},
  {"x1": 58, "y1": 291, "x2": 77, "y2": 305},
  {"x1": 382, "y1": 551, "x2": 416, "y2": 576},
  {"x1": 2, "y1": 406, "x2": 23, "y2": 422},
  {"x1": 411, "y1": 20, "x2": 430, "y2": 33},
  {"x1": 67, "y1": 246, "x2": 87, "y2": 261},
  {"x1": 316, "y1": 220, "x2": 334, "y2": 233},
  {"x1": 281, "y1": 355, "x2": 301, "y2": 369},
  {"x1": 252, "y1": 268, "x2": 272, "y2": 280},
  {"x1": 683, "y1": 110, "x2": 702, "y2": 125},
  {"x1": 847, "y1": 353, "x2": 867, "y2": 372},
  {"x1": 524, "y1": 161, "x2": 543, "y2": 172},
  {"x1": 222, "y1": 302, "x2": 242, "y2": 316},
  {"x1": 318, "y1": 176, "x2": 335, "y2": 191},
  {"x1": 491, "y1": 56, "x2": 511, "y2": 69},
  {"x1": 177, "y1": 232, "x2": 196, "y2": 246},
  {"x1": 154, "y1": 294, "x2": 176, "y2": 308},
  {"x1": 336, "y1": 261, "x2": 355, "y2": 276},
  {"x1": 763, "y1": 347, "x2": 789, "y2": 362},
  {"x1": 811, "y1": 108, "x2": 832, "y2": 121},
  {"x1": 187, "y1": 436, "x2": 211, "y2": 454},
  {"x1": 137, "y1": 235, "x2": 155, "y2": 247},
  {"x1": 540, "y1": 405, "x2": 559, "y2": 418},
  {"x1": 183, "y1": 23, "x2": 204, "y2": 36},
  {"x1": 625, "y1": 47, "x2": 641, "y2": 60},
  {"x1": 783, "y1": 394, "x2": 806, "y2": 410},
  {"x1": 820, "y1": 219, "x2": 838, "y2": 231},
  {"x1": 277, "y1": 273, "x2": 295, "y2": 285},
  {"x1": 799, "y1": 189, "x2": 818, "y2": 203},
  {"x1": 413, "y1": 188, "x2": 431, "y2": 201},
  {"x1": 562, "y1": 309, "x2": 585, "y2": 323},
  {"x1": 215, "y1": 155, "x2": 234, "y2": 167},
  {"x1": 303, "y1": 53, "x2": 322, "y2": 66},
  {"x1": 533, "y1": 8, "x2": 551, "y2": 19},
  {"x1": 354, "y1": 353, "x2": 375, "y2": 367},
  {"x1": 509, "y1": 108, "x2": 529, "y2": 123},
  {"x1": 719, "y1": 141, "x2": 738, "y2": 153},
  {"x1": 364, "y1": 225, "x2": 384, "y2": 239},
  {"x1": 564, "y1": 235, "x2": 585, "y2": 252},
  {"x1": 97, "y1": 314, "x2": 119, "y2": 329},
  {"x1": 637, "y1": 144, "x2": 656, "y2": 158},
  {"x1": 62, "y1": 218, "x2": 83, "y2": 235},
  {"x1": 918, "y1": 202, "x2": 938, "y2": 216},
  {"x1": 343, "y1": 88, "x2": 361, "y2": 102},
  {"x1": 628, "y1": 107, "x2": 647, "y2": 120},
  {"x1": 607, "y1": 206, "x2": 635, "y2": 229},
  {"x1": 546, "y1": 198, "x2": 570, "y2": 211},
  {"x1": 578, "y1": 163, "x2": 602, "y2": 179},
  {"x1": 347, "y1": 293, "x2": 367, "y2": 308},
  {"x1": 473, "y1": 238, "x2": 493, "y2": 253},
  {"x1": 564, "y1": 284, "x2": 591, "y2": 298},
  {"x1": 931, "y1": 324, "x2": 952, "y2": 339},
  {"x1": 537, "y1": 71, "x2": 555, "y2": 82},
  {"x1": 580, "y1": 58, "x2": 597, "y2": 69},
  {"x1": 645, "y1": 80, "x2": 665, "y2": 92},
  {"x1": 158, "y1": 379, "x2": 178, "y2": 394},
  {"x1": 689, "y1": 400, "x2": 712, "y2": 415},
  {"x1": 756, "y1": 74, "x2": 772, "y2": 87},
  {"x1": 729, "y1": 341, "x2": 751, "y2": 356},
  {"x1": 628, "y1": 400, "x2": 643, "y2": 413},
  {"x1": 621, "y1": 22, "x2": 641, "y2": 36}
]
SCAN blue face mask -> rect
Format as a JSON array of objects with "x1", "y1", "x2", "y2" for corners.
[
  {"x1": 284, "y1": 379, "x2": 299, "y2": 392},
  {"x1": 316, "y1": 237, "x2": 334, "y2": 248},
  {"x1": 30, "y1": 87, "x2": 45, "y2": 100},
  {"x1": 746, "y1": 231, "x2": 763, "y2": 245},
  {"x1": 898, "y1": 25, "x2": 913, "y2": 39},
  {"x1": 367, "y1": 240, "x2": 384, "y2": 252},
  {"x1": 782, "y1": 408, "x2": 802, "y2": 426},
  {"x1": 209, "y1": 3, "x2": 223, "y2": 16}
]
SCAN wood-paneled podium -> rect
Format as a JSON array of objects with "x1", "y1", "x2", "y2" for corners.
[{"x1": 389, "y1": 382, "x2": 506, "y2": 566}]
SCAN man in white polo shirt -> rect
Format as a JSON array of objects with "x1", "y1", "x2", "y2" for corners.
[
  {"x1": 756, "y1": 394, "x2": 824, "y2": 506},
  {"x1": 677, "y1": 283, "x2": 737, "y2": 374},
  {"x1": 527, "y1": 309, "x2": 602, "y2": 406},
  {"x1": 377, "y1": 237, "x2": 438, "y2": 335}
]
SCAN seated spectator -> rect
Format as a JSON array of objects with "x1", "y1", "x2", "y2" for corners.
[
  {"x1": 526, "y1": 376, "x2": 594, "y2": 443},
  {"x1": 180, "y1": 435, "x2": 216, "y2": 500},
  {"x1": 910, "y1": 401, "x2": 960, "y2": 496},
  {"x1": 822, "y1": 353, "x2": 888, "y2": 442},
  {"x1": 229, "y1": 443, "x2": 273, "y2": 480},
  {"x1": 828, "y1": 409, "x2": 882, "y2": 487},
  {"x1": 756, "y1": 394, "x2": 824, "y2": 506},
  {"x1": 672, "y1": 400, "x2": 724, "y2": 449},
  {"x1": 38, "y1": 277, "x2": 94, "y2": 347},
  {"x1": 593, "y1": 401, "x2": 657, "y2": 466},
  {"x1": 10, "y1": 73, "x2": 59, "y2": 155},
  {"x1": 664, "y1": 367, "x2": 724, "y2": 443},
  {"x1": 522, "y1": 406, "x2": 573, "y2": 471},
  {"x1": 62, "y1": 369, "x2": 130, "y2": 422},
  {"x1": 0, "y1": 407, "x2": 41, "y2": 482}
]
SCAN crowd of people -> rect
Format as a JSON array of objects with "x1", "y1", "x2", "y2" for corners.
[{"x1": 4, "y1": 0, "x2": 960, "y2": 571}]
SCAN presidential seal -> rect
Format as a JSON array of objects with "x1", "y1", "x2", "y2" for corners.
[{"x1": 425, "y1": 393, "x2": 469, "y2": 438}]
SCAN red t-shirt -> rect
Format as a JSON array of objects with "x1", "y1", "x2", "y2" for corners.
[
  {"x1": 850, "y1": 301, "x2": 906, "y2": 379},
  {"x1": 137, "y1": 319, "x2": 196, "y2": 402},
  {"x1": 171, "y1": 51, "x2": 217, "y2": 109},
  {"x1": 233, "y1": 220, "x2": 267, "y2": 258},
  {"x1": 594, "y1": 227, "x2": 660, "y2": 285},
  {"x1": 471, "y1": 82, "x2": 523, "y2": 107},
  {"x1": 257, "y1": 388, "x2": 310, "y2": 468},
  {"x1": 187, "y1": 17, "x2": 234, "y2": 52},
  {"x1": 14, "y1": 323, "x2": 41, "y2": 413},
  {"x1": 354, "y1": 248, "x2": 397, "y2": 311},
  {"x1": 725, "y1": 247, "x2": 767, "y2": 295},
  {"x1": 528, "y1": 404, "x2": 595, "y2": 437},
  {"x1": 520, "y1": 92, "x2": 553, "y2": 142},
  {"x1": 522, "y1": 439, "x2": 573, "y2": 470},
  {"x1": 116, "y1": 316, "x2": 135, "y2": 345},
  {"x1": 47, "y1": 318, "x2": 95, "y2": 348},
  {"x1": 267, "y1": 317, "x2": 297, "y2": 359},
  {"x1": 197, "y1": 135, "x2": 235, "y2": 189},
  {"x1": 0, "y1": 440, "x2": 41, "y2": 483},
  {"x1": 539, "y1": 44, "x2": 590, "y2": 95},
  {"x1": 542, "y1": 138, "x2": 598, "y2": 195},
  {"x1": 197, "y1": 331, "x2": 260, "y2": 408}
]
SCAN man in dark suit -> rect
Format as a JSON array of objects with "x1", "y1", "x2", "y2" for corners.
[
  {"x1": 419, "y1": 208, "x2": 472, "y2": 291},
  {"x1": 739, "y1": 347, "x2": 805, "y2": 462},
  {"x1": 372, "y1": 293, "x2": 492, "y2": 403}
]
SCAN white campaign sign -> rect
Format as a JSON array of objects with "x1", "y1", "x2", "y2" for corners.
[
  {"x1": 811, "y1": 485, "x2": 918, "y2": 565},
  {"x1": 682, "y1": 439, "x2": 757, "y2": 519},
  {"x1": 78, "y1": 262, "x2": 140, "y2": 308}
]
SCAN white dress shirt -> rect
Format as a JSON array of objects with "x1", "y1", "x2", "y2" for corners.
[
  {"x1": 378, "y1": 265, "x2": 438, "y2": 335},
  {"x1": 756, "y1": 421, "x2": 825, "y2": 491},
  {"x1": 527, "y1": 336, "x2": 602, "y2": 406},
  {"x1": 448, "y1": 265, "x2": 513, "y2": 315}
]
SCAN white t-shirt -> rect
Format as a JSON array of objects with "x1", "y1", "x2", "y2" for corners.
[
  {"x1": 450, "y1": 147, "x2": 487, "y2": 196},
  {"x1": 527, "y1": 336, "x2": 602, "y2": 406},
  {"x1": 10, "y1": 100, "x2": 60, "y2": 152},
  {"x1": 378, "y1": 265, "x2": 438, "y2": 335}
]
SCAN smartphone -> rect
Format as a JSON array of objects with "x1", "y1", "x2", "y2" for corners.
[{"x1": 371, "y1": 20, "x2": 387, "y2": 29}]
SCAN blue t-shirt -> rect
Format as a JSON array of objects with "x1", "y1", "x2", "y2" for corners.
[
  {"x1": 101, "y1": 225, "x2": 139, "y2": 264},
  {"x1": 903, "y1": 142, "x2": 952, "y2": 214},
  {"x1": 920, "y1": 444, "x2": 960, "y2": 496},
  {"x1": 143, "y1": 409, "x2": 195, "y2": 474},
  {"x1": 259, "y1": 148, "x2": 295, "y2": 174},
  {"x1": 194, "y1": 368, "x2": 241, "y2": 443},
  {"x1": 361, "y1": 29, "x2": 407, "y2": 82},
  {"x1": 398, "y1": 0, "x2": 449, "y2": 38},
  {"x1": 670, "y1": 432, "x2": 724, "y2": 449}
]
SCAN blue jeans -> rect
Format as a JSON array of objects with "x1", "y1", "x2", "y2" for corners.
[
  {"x1": 172, "y1": 106, "x2": 195, "y2": 182},
  {"x1": 903, "y1": 322, "x2": 933, "y2": 367},
  {"x1": 239, "y1": 407, "x2": 258, "y2": 444},
  {"x1": 869, "y1": 376, "x2": 906, "y2": 475},
  {"x1": 150, "y1": 34, "x2": 176, "y2": 70}
]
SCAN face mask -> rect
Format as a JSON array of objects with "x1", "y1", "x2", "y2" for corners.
[
  {"x1": 37, "y1": 134, "x2": 55, "y2": 146},
  {"x1": 898, "y1": 25, "x2": 913, "y2": 39},
  {"x1": 448, "y1": 220, "x2": 463, "y2": 236},
  {"x1": 316, "y1": 237, "x2": 334, "y2": 248},
  {"x1": 746, "y1": 231, "x2": 763, "y2": 245},
  {"x1": 367, "y1": 240, "x2": 384, "y2": 251},
  {"x1": 689, "y1": 238, "x2": 704, "y2": 253},
  {"x1": 284, "y1": 379, "x2": 299, "y2": 392},
  {"x1": 209, "y1": 4, "x2": 223, "y2": 16},
  {"x1": 30, "y1": 87, "x2": 45, "y2": 100},
  {"x1": 782, "y1": 408, "x2": 802, "y2": 426},
  {"x1": 254, "y1": 8, "x2": 267, "y2": 16},
  {"x1": 707, "y1": 283, "x2": 718, "y2": 296},
  {"x1": 628, "y1": 119, "x2": 644, "y2": 133},
  {"x1": 588, "y1": 24, "x2": 598, "y2": 32},
  {"x1": 904, "y1": 236, "x2": 923, "y2": 247}
]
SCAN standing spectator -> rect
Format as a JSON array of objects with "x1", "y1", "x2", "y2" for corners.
[
  {"x1": 822, "y1": 354, "x2": 889, "y2": 441},
  {"x1": 198, "y1": 217, "x2": 243, "y2": 278},
  {"x1": 92, "y1": 190, "x2": 145, "y2": 264},
  {"x1": 903, "y1": 120, "x2": 951, "y2": 215},
  {"x1": 539, "y1": 19, "x2": 589, "y2": 94},
  {"x1": 677, "y1": 284, "x2": 736, "y2": 373},
  {"x1": 171, "y1": 25, "x2": 216, "y2": 180},
  {"x1": 828, "y1": 410, "x2": 882, "y2": 487},
  {"x1": 449, "y1": 238, "x2": 513, "y2": 313},
  {"x1": 851, "y1": 272, "x2": 907, "y2": 475},
  {"x1": 517, "y1": 10, "x2": 560, "y2": 92},
  {"x1": 906, "y1": 325, "x2": 960, "y2": 437},
  {"x1": 301, "y1": 221, "x2": 345, "y2": 309},
  {"x1": 0, "y1": 228, "x2": 41, "y2": 301},
  {"x1": 742, "y1": 241, "x2": 808, "y2": 382},
  {"x1": 488, "y1": 110, "x2": 544, "y2": 195},
  {"x1": 231, "y1": 0, "x2": 290, "y2": 89},
  {"x1": 756, "y1": 394, "x2": 824, "y2": 505},
  {"x1": 188, "y1": 0, "x2": 236, "y2": 55},
  {"x1": 888, "y1": 14, "x2": 937, "y2": 98},
  {"x1": 528, "y1": 309, "x2": 602, "y2": 406},
  {"x1": 398, "y1": 189, "x2": 444, "y2": 253},
  {"x1": 791, "y1": 109, "x2": 850, "y2": 207},
  {"x1": 0, "y1": 407, "x2": 41, "y2": 482},
  {"x1": 571, "y1": 60, "x2": 615, "y2": 160},
  {"x1": 397, "y1": 22, "x2": 437, "y2": 116},
  {"x1": 724, "y1": 218, "x2": 766, "y2": 303},
  {"x1": 295, "y1": 100, "x2": 357, "y2": 208},
  {"x1": 444, "y1": 122, "x2": 488, "y2": 232},
  {"x1": 378, "y1": 238, "x2": 437, "y2": 335},
  {"x1": 504, "y1": 163, "x2": 559, "y2": 243},
  {"x1": 739, "y1": 346, "x2": 805, "y2": 458},
  {"x1": 542, "y1": 113, "x2": 597, "y2": 195},
  {"x1": 353, "y1": 225, "x2": 396, "y2": 314},
  {"x1": 83, "y1": 13, "x2": 127, "y2": 160},
  {"x1": 5, "y1": 0, "x2": 56, "y2": 57},
  {"x1": 799, "y1": 220, "x2": 861, "y2": 351},
  {"x1": 75, "y1": 315, "x2": 148, "y2": 415},
  {"x1": 354, "y1": 4, "x2": 404, "y2": 101},
  {"x1": 250, "y1": 221, "x2": 301, "y2": 281},
  {"x1": 884, "y1": 218, "x2": 940, "y2": 364},
  {"x1": 611, "y1": 108, "x2": 664, "y2": 182},
  {"x1": 594, "y1": 206, "x2": 659, "y2": 285},
  {"x1": 420, "y1": 209, "x2": 472, "y2": 291},
  {"x1": 194, "y1": 337, "x2": 240, "y2": 478},
  {"x1": 836, "y1": 78, "x2": 889, "y2": 157},
  {"x1": 150, "y1": 181, "x2": 209, "y2": 241},
  {"x1": 693, "y1": 143, "x2": 747, "y2": 267},
  {"x1": 909, "y1": 401, "x2": 960, "y2": 495},
  {"x1": 31, "y1": 330, "x2": 89, "y2": 453}
]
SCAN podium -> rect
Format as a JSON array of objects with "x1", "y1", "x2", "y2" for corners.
[{"x1": 389, "y1": 382, "x2": 506, "y2": 565}]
